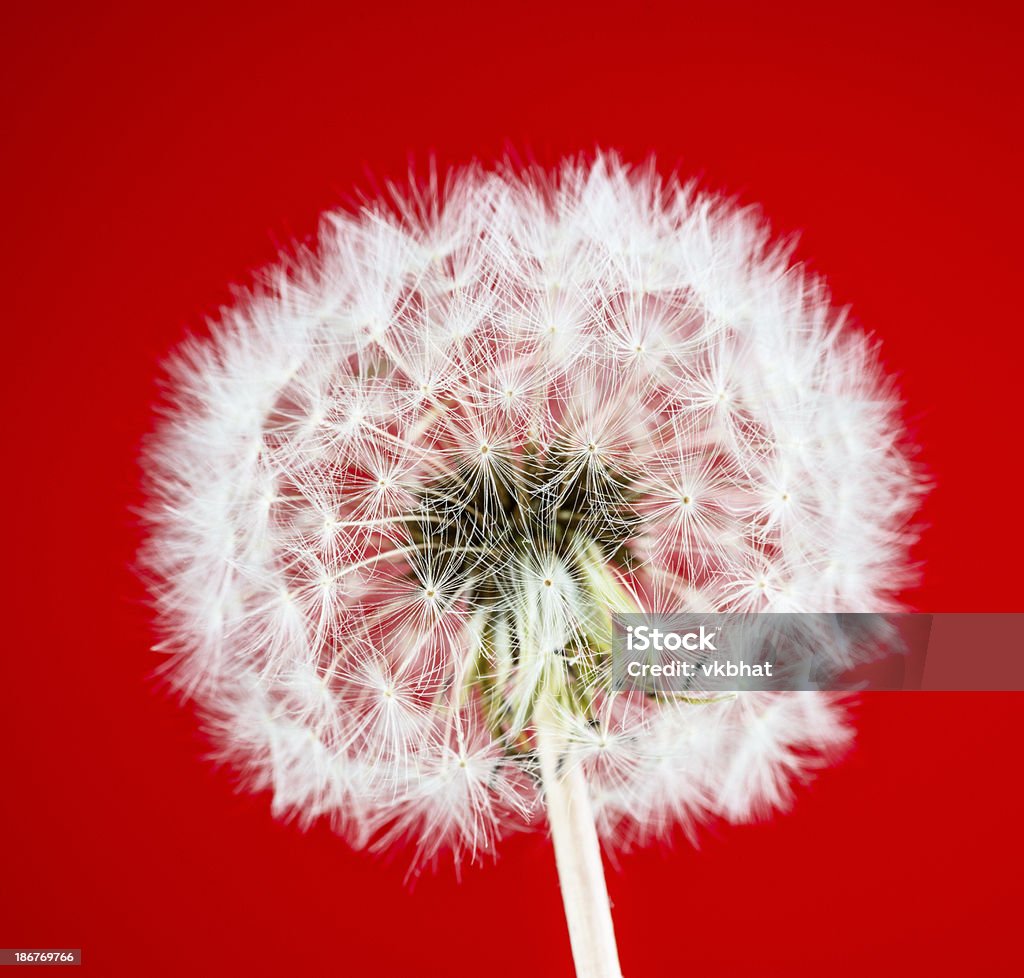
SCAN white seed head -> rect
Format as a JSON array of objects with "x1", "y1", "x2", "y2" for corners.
[{"x1": 142, "y1": 154, "x2": 922, "y2": 863}]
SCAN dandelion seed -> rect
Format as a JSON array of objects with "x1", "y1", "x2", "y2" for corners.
[{"x1": 142, "y1": 153, "x2": 923, "y2": 978}]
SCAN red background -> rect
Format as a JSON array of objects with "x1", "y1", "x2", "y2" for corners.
[{"x1": 2, "y1": 2, "x2": 1022, "y2": 975}]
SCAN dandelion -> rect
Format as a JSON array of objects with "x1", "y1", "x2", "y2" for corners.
[{"x1": 142, "y1": 154, "x2": 921, "y2": 977}]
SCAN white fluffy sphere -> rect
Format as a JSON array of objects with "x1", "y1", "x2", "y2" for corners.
[{"x1": 143, "y1": 155, "x2": 920, "y2": 862}]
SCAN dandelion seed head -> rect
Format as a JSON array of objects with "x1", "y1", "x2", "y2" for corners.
[{"x1": 143, "y1": 154, "x2": 922, "y2": 864}]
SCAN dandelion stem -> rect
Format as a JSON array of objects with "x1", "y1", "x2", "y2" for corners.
[{"x1": 536, "y1": 693, "x2": 624, "y2": 978}]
